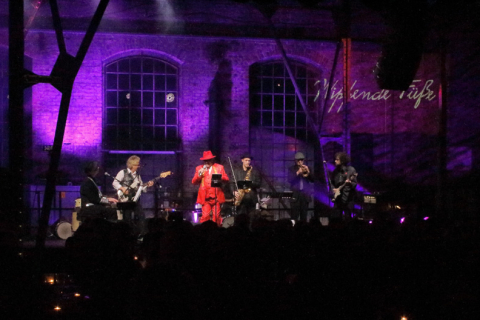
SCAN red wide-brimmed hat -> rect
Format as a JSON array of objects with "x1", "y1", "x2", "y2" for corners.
[{"x1": 200, "y1": 150, "x2": 216, "y2": 160}]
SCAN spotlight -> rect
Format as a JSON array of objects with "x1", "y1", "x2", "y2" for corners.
[{"x1": 193, "y1": 211, "x2": 198, "y2": 223}]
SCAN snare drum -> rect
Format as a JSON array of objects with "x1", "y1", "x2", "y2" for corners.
[
  {"x1": 222, "y1": 216, "x2": 234, "y2": 228},
  {"x1": 53, "y1": 221, "x2": 73, "y2": 240}
]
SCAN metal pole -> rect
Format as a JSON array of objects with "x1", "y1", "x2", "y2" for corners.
[{"x1": 8, "y1": 0, "x2": 26, "y2": 235}]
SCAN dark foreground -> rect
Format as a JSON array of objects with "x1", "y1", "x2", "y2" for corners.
[{"x1": 1, "y1": 215, "x2": 479, "y2": 320}]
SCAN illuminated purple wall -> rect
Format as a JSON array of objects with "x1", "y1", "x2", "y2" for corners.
[
  {"x1": 1, "y1": 0, "x2": 479, "y2": 222},
  {"x1": 21, "y1": 31, "x2": 442, "y2": 196}
]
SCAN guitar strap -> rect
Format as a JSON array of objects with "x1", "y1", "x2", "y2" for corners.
[
  {"x1": 123, "y1": 168, "x2": 140, "y2": 190},
  {"x1": 88, "y1": 177, "x2": 103, "y2": 198}
]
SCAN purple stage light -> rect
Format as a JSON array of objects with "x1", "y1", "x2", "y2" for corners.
[
  {"x1": 400, "y1": 217, "x2": 405, "y2": 224},
  {"x1": 423, "y1": 216, "x2": 429, "y2": 220},
  {"x1": 193, "y1": 211, "x2": 198, "y2": 223}
]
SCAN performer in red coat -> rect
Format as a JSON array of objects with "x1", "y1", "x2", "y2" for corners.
[{"x1": 192, "y1": 151, "x2": 229, "y2": 226}]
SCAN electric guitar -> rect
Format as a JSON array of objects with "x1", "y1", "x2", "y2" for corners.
[
  {"x1": 118, "y1": 171, "x2": 172, "y2": 202},
  {"x1": 332, "y1": 173, "x2": 357, "y2": 202}
]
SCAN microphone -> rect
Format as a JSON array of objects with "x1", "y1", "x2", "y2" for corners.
[
  {"x1": 199, "y1": 164, "x2": 207, "y2": 176},
  {"x1": 104, "y1": 172, "x2": 111, "y2": 177}
]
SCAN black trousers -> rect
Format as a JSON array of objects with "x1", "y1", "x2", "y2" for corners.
[
  {"x1": 290, "y1": 193, "x2": 310, "y2": 222},
  {"x1": 79, "y1": 205, "x2": 117, "y2": 222},
  {"x1": 332, "y1": 199, "x2": 355, "y2": 222},
  {"x1": 121, "y1": 202, "x2": 146, "y2": 235},
  {"x1": 236, "y1": 197, "x2": 257, "y2": 227}
]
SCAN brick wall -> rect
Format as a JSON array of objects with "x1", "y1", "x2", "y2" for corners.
[{"x1": 3, "y1": 27, "x2": 474, "y2": 210}]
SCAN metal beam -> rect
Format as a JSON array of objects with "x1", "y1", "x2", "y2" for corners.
[
  {"x1": 36, "y1": 0, "x2": 111, "y2": 249},
  {"x1": 8, "y1": 0, "x2": 26, "y2": 237}
]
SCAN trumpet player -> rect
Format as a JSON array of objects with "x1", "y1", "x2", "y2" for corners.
[
  {"x1": 230, "y1": 153, "x2": 261, "y2": 227},
  {"x1": 288, "y1": 152, "x2": 314, "y2": 222}
]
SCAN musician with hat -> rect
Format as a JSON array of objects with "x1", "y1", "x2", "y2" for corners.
[
  {"x1": 230, "y1": 153, "x2": 261, "y2": 227},
  {"x1": 288, "y1": 152, "x2": 314, "y2": 222},
  {"x1": 192, "y1": 151, "x2": 230, "y2": 226}
]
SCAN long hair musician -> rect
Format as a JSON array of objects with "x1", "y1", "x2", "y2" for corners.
[
  {"x1": 112, "y1": 155, "x2": 153, "y2": 236},
  {"x1": 330, "y1": 152, "x2": 357, "y2": 222},
  {"x1": 230, "y1": 153, "x2": 261, "y2": 227}
]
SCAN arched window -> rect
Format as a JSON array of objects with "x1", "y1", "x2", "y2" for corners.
[
  {"x1": 249, "y1": 61, "x2": 321, "y2": 192},
  {"x1": 103, "y1": 56, "x2": 179, "y2": 151}
]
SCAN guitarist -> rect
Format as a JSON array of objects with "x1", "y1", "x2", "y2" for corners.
[
  {"x1": 112, "y1": 155, "x2": 153, "y2": 236},
  {"x1": 331, "y1": 152, "x2": 357, "y2": 222}
]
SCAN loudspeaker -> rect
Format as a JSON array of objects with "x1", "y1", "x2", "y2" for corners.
[
  {"x1": 374, "y1": 40, "x2": 423, "y2": 91},
  {"x1": 374, "y1": 0, "x2": 428, "y2": 90}
]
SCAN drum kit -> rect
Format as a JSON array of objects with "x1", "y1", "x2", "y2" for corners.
[
  {"x1": 52, "y1": 220, "x2": 73, "y2": 240},
  {"x1": 49, "y1": 198, "x2": 80, "y2": 240}
]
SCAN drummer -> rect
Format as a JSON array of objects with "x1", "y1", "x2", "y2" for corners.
[{"x1": 78, "y1": 161, "x2": 118, "y2": 222}]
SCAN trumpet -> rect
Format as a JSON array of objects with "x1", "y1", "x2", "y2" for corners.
[{"x1": 300, "y1": 164, "x2": 309, "y2": 176}]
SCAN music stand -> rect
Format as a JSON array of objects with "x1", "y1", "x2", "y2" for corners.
[
  {"x1": 237, "y1": 180, "x2": 252, "y2": 190},
  {"x1": 211, "y1": 174, "x2": 222, "y2": 221},
  {"x1": 211, "y1": 174, "x2": 222, "y2": 187}
]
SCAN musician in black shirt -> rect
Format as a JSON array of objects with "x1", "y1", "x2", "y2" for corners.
[
  {"x1": 331, "y1": 152, "x2": 357, "y2": 222},
  {"x1": 79, "y1": 161, "x2": 118, "y2": 221},
  {"x1": 230, "y1": 154, "x2": 261, "y2": 226},
  {"x1": 288, "y1": 152, "x2": 314, "y2": 222}
]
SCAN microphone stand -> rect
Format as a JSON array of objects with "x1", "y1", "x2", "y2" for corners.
[
  {"x1": 322, "y1": 161, "x2": 334, "y2": 204},
  {"x1": 227, "y1": 157, "x2": 239, "y2": 216},
  {"x1": 211, "y1": 172, "x2": 223, "y2": 225}
]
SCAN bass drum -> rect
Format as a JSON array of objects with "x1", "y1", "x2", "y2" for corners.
[
  {"x1": 222, "y1": 216, "x2": 234, "y2": 228},
  {"x1": 53, "y1": 221, "x2": 74, "y2": 240}
]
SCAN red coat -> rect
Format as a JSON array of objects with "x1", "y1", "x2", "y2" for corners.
[{"x1": 192, "y1": 163, "x2": 229, "y2": 204}]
